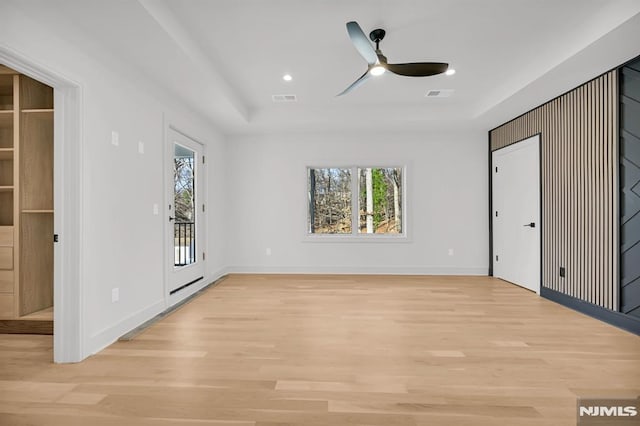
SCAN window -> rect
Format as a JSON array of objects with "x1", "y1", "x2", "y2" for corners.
[
  {"x1": 308, "y1": 166, "x2": 404, "y2": 236},
  {"x1": 307, "y1": 168, "x2": 352, "y2": 234}
]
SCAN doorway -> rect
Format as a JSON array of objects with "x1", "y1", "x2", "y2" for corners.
[
  {"x1": 492, "y1": 134, "x2": 541, "y2": 293},
  {"x1": 0, "y1": 65, "x2": 55, "y2": 331},
  {"x1": 166, "y1": 127, "x2": 205, "y2": 298},
  {"x1": 0, "y1": 48, "x2": 83, "y2": 363}
]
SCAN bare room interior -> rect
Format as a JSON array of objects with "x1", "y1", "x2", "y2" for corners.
[{"x1": 0, "y1": 1, "x2": 639, "y2": 425}]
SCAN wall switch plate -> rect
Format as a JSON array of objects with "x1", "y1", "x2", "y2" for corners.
[
  {"x1": 111, "y1": 131, "x2": 119, "y2": 146},
  {"x1": 153, "y1": 204, "x2": 159, "y2": 215},
  {"x1": 448, "y1": 248, "x2": 454, "y2": 256},
  {"x1": 266, "y1": 248, "x2": 272, "y2": 256},
  {"x1": 112, "y1": 288, "x2": 119, "y2": 303},
  {"x1": 138, "y1": 141, "x2": 144, "y2": 154}
]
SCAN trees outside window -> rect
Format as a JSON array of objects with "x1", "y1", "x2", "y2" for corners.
[
  {"x1": 308, "y1": 166, "x2": 404, "y2": 236},
  {"x1": 308, "y1": 168, "x2": 352, "y2": 234},
  {"x1": 174, "y1": 156, "x2": 195, "y2": 222}
]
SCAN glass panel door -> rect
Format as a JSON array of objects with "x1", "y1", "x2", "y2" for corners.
[{"x1": 167, "y1": 128, "x2": 204, "y2": 295}]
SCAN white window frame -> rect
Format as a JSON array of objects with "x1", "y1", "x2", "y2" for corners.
[{"x1": 305, "y1": 165, "x2": 408, "y2": 242}]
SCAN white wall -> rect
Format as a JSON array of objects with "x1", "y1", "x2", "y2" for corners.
[
  {"x1": 0, "y1": 3, "x2": 227, "y2": 358},
  {"x1": 226, "y1": 131, "x2": 488, "y2": 275},
  {"x1": 0, "y1": 1, "x2": 488, "y2": 361}
]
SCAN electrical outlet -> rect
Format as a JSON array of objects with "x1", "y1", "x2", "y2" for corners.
[
  {"x1": 266, "y1": 248, "x2": 272, "y2": 256},
  {"x1": 111, "y1": 288, "x2": 119, "y2": 303},
  {"x1": 138, "y1": 141, "x2": 144, "y2": 154},
  {"x1": 111, "y1": 131, "x2": 119, "y2": 146}
]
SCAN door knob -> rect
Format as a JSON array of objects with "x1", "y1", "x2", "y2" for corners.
[{"x1": 523, "y1": 222, "x2": 535, "y2": 228}]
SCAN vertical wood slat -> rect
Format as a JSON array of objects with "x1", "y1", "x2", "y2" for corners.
[
  {"x1": 559, "y1": 94, "x2": 564, "y2": 295},
  {"x1": 600, "y1": 76, "x2": 605, "y2": 306},
  {"x1": 595, "y1": 78, "x2": 600, "y2": 306},
  {"x1": 568, "y1": 89, "x2": 575, "y2": 299},
  {"x1": 578, "y1": 84, "x2": 585, "y2": 301},
  {"x1": 587, "y1": 80, "x2": 594, "y2": 304},
  {"x1": 543, "y1": 102, "x2": 551, "y2": 290},
  {"x1": 605, "y1": 73, "x2": 612, "y2": 309},
  {"x1": 604, "y1": 73, "x2": 609, "y2": 309},
  {"x1": 609, "y1": 72, "x2": 620, "y2": 311},
  {"x1": 489, "y1": 71, "x2": 617, "y2": 310},
  {"x1": 585, "y1": 81, "x2": 591, "y2": 304}
]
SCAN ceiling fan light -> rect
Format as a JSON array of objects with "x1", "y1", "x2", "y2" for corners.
[
  {"x1": 445, "y1": 68, "x2": 456, "y2": 76},
  {"x1": 370, "y1": 65, "x2": 386, "y2": 76}
]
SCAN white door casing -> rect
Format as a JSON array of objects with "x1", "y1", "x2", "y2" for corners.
[{"x1": 166, "y1": 127, "x2": 205, "y2": 297}]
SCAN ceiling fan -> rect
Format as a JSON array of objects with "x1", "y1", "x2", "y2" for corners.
[{"x1": 338, "y1": 21, "x2": 449, "y2": 96}]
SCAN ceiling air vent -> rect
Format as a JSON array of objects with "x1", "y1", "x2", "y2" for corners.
[
  {"x1": 272, "y1": 94, "x2": 297, "y2": 102},
  {"x1": 425, "y1": 89, "x2": 454, "y2": 98}
]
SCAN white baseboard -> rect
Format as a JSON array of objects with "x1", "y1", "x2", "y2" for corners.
[
  {"x1": 86, "y1": 299, "x2": 166, "y2": 357},
  {"x1": 225, "y1": 265, "x2": 489, "y2": 276},
  {"x1": 84, "y1": 268, "x2": 230, "y2": 360},
  {"x1": 82, "y1": 265, "x2": 487, "y2": 358}
]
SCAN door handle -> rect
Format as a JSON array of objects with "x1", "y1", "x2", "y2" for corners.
[
  {"x1": 169, "y1": 216, "x2": 175, "y2": 222},
  {"x1": 523, "y1": 222, "x2": 535, "y2": 228}
]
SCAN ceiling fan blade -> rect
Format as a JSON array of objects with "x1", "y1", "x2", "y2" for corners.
[
  {"x1": 386, "y1": 62, "x2": 449, "y2": 77},
  {"x1": 346, "y1": 21, "x2": 377, "y2": 65},
  {"x1": 337, "y1": 70, "x2": 371, "y2": 96}
]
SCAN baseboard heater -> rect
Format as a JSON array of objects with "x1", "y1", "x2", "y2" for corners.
[{"x1": 170, "y1": 276, "x2": 204, "y2": 295}]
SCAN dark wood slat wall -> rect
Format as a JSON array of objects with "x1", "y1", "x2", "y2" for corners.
[{"x1": 490, "y1": 71, "x2": 619, "y2": 311}]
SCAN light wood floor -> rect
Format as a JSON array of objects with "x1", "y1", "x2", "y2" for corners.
[{"x1": 0, "y1": 274, "x2": 639, "y2": 426}]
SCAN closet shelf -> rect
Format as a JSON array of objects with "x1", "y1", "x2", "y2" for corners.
[{"x1": 21, "y1": 108, "x2": 53, "y2": 113}]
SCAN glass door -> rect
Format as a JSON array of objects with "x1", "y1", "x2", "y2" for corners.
[{"x1": 167, "y1": 128, "x2": 204, "y2": 295}]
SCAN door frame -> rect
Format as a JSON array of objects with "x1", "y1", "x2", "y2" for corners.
[
  {"x1": 163, "y1": 118, "x2": 208, "y2": 308},
  {"x1": 0, "y1": 45, "x2": 84, "y2": 362},
  {"x1": 490, "y1": 133, "x2": 543, "y2": 293}
]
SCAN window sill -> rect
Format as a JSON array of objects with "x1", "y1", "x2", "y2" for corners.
[{"x1": 303, "y1": 234, "x2": 412, "y2": 243}]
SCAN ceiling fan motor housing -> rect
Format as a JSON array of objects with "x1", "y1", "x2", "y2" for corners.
[{"x1": 369, "y1": 28, "x2": 386, "y2": 43}]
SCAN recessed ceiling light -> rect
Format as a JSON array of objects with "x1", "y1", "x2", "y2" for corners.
[
  {"x1": 445, "y1": 69, "x2": 456, "y2": 76},
  {"x1": 283, "y1": 74, "x2": 293, "y2": 81}
]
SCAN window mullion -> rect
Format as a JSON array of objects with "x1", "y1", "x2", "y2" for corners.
[{"x1": 352, "y1": 166, "x2": 358, "y2": 235}]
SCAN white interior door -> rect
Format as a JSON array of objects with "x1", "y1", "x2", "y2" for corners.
[
  {"x1": 167, "y1": 128, "x2": 205, "y2": 295},
  {"x1": 492, "y1": 134, "x2": 540, "y2": 293}
]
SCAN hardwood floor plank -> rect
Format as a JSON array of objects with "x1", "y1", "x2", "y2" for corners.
[{"x1": 1, "y1": 274, "x2": 639, "y2": 426}]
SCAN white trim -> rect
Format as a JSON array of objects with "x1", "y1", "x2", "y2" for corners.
[
  {"x1": 226, "y1": 265, "x2": 489, "y2": 276},
  {"x1": 162, "y1": 116, "x2": 210, "y2": 309},
  {"x1": 88, "y1": 299, "x2": 165, "y2": 356},
  {"x1": 303, "y1": 234, "x2": 412, "y2": 243},
  {"x1": 92, "y1": 267, "x2": 229, "y2": 354},
  {"x1": 0, "y1": 44, "x2": 84, "y2": 363}
]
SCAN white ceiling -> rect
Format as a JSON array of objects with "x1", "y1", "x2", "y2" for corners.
[{"x1": 12, "y1": 0, "x2": 640, "y2": 135}]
